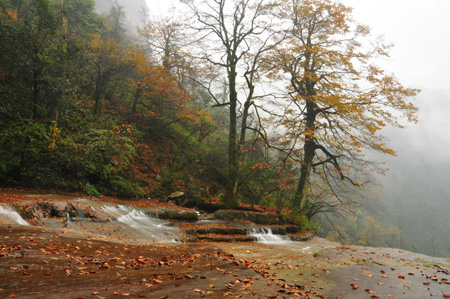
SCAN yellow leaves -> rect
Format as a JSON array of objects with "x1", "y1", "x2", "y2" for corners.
[
  {"x1": 87, "y1": 33, "x2": 143, "y2": 72},
  {"x1": 6, "y1": 10, "x2": 18, "y2": 22}
]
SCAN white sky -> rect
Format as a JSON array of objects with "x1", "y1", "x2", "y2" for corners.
[{"x1": 146, "y1": 0, "x2": 450, "y2": 90}]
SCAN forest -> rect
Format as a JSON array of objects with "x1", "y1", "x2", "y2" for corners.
[{"x1": 1, "y1": 0, "x2": 436, "y2": 256}]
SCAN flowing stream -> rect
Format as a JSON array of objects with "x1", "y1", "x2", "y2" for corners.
[
  {"x1": 0, "y1": 205, "x2": 29, "y2": 226},
  {"x1": 91, "y1": 205, "x2": 180, "y2": 243},
  {"x1": 248, "y1": 228, "x2": 291, "y2": 244}
]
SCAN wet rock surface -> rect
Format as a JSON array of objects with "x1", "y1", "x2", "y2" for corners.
[
  {"x1": 219, "y1": 240, "x2": 450, "y2": 298},
  {"x1": 1, "y1": 190, "x2": 450, "y2": 298},
  {"x1": 0, "y1": 225, "x2": 286, "y2": 298}
]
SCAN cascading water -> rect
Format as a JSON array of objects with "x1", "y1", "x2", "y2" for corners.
[
  {"x1": 248, "y1": 228, "x2": 291, "y2": 244},
  {"x1": 96, "y1": 205, "x2": 180, "y2": 242},
  {"x1": 0, "y1": 205, "x2": 30, "y2": 226}
]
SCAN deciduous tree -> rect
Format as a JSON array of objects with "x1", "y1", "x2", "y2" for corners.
[
  {"x1": 267, "y1": 0, "x2": 419, "y2": 216},
  {"x1": 181, "y1": 0, "x2": 278, "y2": 207}
]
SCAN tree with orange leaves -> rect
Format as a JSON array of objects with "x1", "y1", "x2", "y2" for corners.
[{"x1": 266, "y1": 0, "x2": 419, "y2": 217}]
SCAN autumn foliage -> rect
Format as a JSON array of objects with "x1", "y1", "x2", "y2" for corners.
[{"x1": 0, "y1": 0, "x2": 418, "y2": 222}]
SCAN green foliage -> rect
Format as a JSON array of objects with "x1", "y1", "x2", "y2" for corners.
[
  {"x1": 292, "y1": 214, "x2": 318, "y2": 232},
  {"x1": 85, "y1": 183, "x2": 101, "y2": 196},
  {"x1": 0, "y1": 0, "x2": 222, "y2": 199},
  {"x1": 0, "y1": 119, "x2": 50, "y2": 184}
]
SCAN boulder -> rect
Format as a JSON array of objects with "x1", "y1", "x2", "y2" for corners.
[
  {"x1": 160, "y1": 208, "x2": 198, "y2": 221},
  {"x1": 167, "y1": 191, "x2": 187, "y2": 206}
]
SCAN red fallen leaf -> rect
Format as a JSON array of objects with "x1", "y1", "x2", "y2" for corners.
[
  {"x1": 423, "y1": 282, "x2": 431, "y2": 285},
  {"x1": 44, "y1": 273, "x2": 51, "y2": 276},
  {"x1": 408, "y1": 273, "x2": 415, "y2": 275},
  {"x1": 138, "y1": 295, "x2": 145, "y2": 298},
  {"x1": 380, "y1": 270, "x2": 385, "y2": 273},
  {"x1": 370, "y1": 296, "x2": 380, "y2": 299},
  {"x1": 398, "y1": 276, "x2": 406, "y2": 279},
  {"x1": 443, "y1": 295, "x2": 450, "y2": 299}
]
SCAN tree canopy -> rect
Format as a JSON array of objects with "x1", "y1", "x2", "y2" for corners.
[{"x1": 0, "y1": 0, "x2": 418, "y2": 227}]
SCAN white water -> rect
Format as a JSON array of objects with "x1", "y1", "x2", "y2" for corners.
[
  {"x1": 96, "y1": 205, "x2": 180, "y2": 242},
  {"x1": 248, "y1": 228, "x2": 291, "y2": 244},
  {"x1": 0, "y1": 205, "x2": 30, "y2": 226}
]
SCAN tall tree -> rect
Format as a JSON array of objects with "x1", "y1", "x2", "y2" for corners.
[
  {"x1": 181, "y1": 0, "x2": 277, "y2": 207},
  {"x1": 268, "y1": 0, "x2": 419, "y2": 217}
]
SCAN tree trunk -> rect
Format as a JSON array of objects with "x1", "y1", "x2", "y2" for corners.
[
  {"x1": 293, "y1": 137, "x2": 315, "y2": 210},
  {"x1": 293, "y1": 98, "x2": 317, "y2": 210},
  {"x1": 224, "y1": 67, "x2": 239, "y2": 208}
]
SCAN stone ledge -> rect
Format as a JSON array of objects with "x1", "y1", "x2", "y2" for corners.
[{"x1": 214, "y1": 209, "x2": 286, "y2": 225}]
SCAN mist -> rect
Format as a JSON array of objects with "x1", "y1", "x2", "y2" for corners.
[
  {"x1": 373, "y1": 88, "x2": 450, "y2": 256},
  {"x1": 97, "y1": 0, "x2": 450, "y2": 256}
]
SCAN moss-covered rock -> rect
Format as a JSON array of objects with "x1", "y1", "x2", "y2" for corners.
[
  {"x1": 214, "y1": 210, "x2": 246, "y2": 221},
  {"x1": 214, "y1": 209, "x2": 284, "y2": 225},
  {"x1": 160, "y1": 209, "x2": 198, "y2": 221}
]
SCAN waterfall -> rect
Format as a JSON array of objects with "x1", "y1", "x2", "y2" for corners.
[
  {"x1": 0, "y1": 205, "x2": 30, "y2": 226},
  {"x1": 248, "y1": 228, "x2": 291, "y2": 244},
  {"x1": 97, "y1": 205, "x2": 180, "y2": 242}
]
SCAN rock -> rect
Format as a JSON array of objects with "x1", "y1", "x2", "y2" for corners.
[
  {"x1": 168, "y1": 191, "x2": 185, "y2": 198},
  {"x1": 269, "y1": 226, "x2": 287, "y2": 235},
  {"x1": 167, "y1": 191, "x2": 187, "y2": 206},
  {"x1": 214, "y1": 209, "x2": 284, "y2": 225},
  {"x1": 289, "y1": 231, "x2": 314, "y2": 241},
  {"x1": 183, "y1": 223, "x2": 247, "y2": 236},
  {"x1": 197, "y1": 234, "x2": 256, "y2": 242},
  {"x1": 160, "y1": 209, "x2": 198, "y2": 221},
  {"x1": 214, "y1": 210, "x2": 246, "y2": 221}
]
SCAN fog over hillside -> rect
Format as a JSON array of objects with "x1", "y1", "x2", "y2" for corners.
[
  {"x1": 374, "y1": 88, "x2": 450, "y2": 257},
  {"x1": 94, "y1": 0, "x2": 148, "y2": 33}
]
